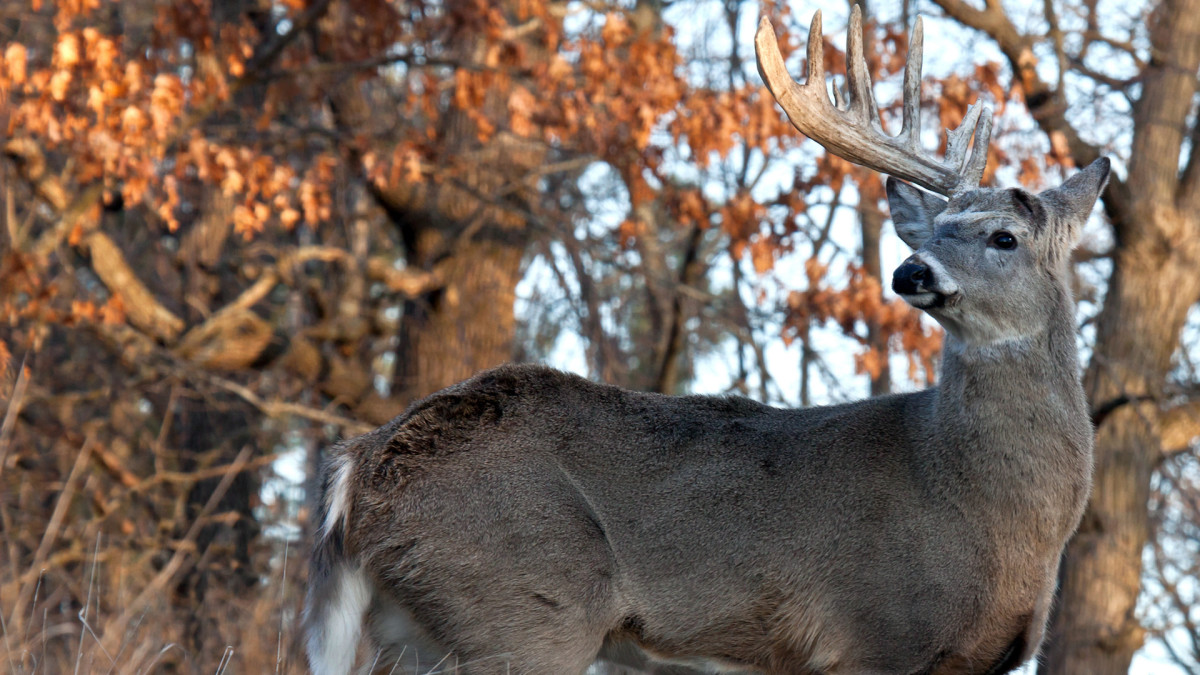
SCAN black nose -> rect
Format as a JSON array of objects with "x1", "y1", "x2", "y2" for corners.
[{"x1": 892, "y1": 260, "x2": 932, "y2": 295}]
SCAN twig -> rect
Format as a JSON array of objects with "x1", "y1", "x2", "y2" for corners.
[
  {"x1": 810, "y1": 184, "x2": 844, "y2": 257},
  {"x1": 275, "y1": 539, "x2": 289, "y2": 675},
  {"x1": 215, "y1": 646, "x2": 235, "y2": 675},
  {"x1": 0, "y1": 355, "x2": 28, "y2": 606},
  {"x1": 206, "y1": 376, "x2": 372, "y2": 435},
  {"x1": 98, "y1": 445, "x2": 254, "y2": 655},
  {"x1": 8, "y1": 435, "x2": 94, "y2": 634},
  {"x1": 89, "y1": 453, "x2": 280, "y2": 522},
  {"x1": 76, "y1": 534, "x2": 114, "y2": 675},
  {"x1": 0, "y1": 354, "x2": 30, "y2": 482},
  {"x1": 1078, "y1": 29, "x2": 1147, "y2": 65}
]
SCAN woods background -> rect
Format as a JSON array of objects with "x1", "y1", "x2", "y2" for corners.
[{"x1": 0, "y1": 0, "x2": 1197, "y2": 673}]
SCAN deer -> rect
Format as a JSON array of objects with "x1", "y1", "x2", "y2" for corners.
[{"x1": 304, "y1": 7, "x2": 1108, "y2": 674}]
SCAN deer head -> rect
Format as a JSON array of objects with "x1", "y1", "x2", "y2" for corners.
[
  {"x1": 756, "y1": 7, "x2": 1109, "y2": 346},
  {"x1": 888, "y1": 161, "x2": 1109, "y2": 345}
]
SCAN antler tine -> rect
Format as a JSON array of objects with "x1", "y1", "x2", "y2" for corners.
[
  {"x1": 944, "y1": 101, "x2": 993, "y2": 190},
  {"x1": 756, "y1": 14, "x2": 830, "y2": 125},
  {"x1": 899, "y1": 17, "x2": 923, "y2": 150},
  {"x1": 755, "y1": 12, "x2": 993, "y2": 196},
  {"x1": 805, "y1": 11, "x2": 826, "y2": 99},
  {"x1": 945, "y1": 102, "x2": 982, "y2": 169},
  {"x1": 963, "y1": 105, "x2": 992, "y2": 188},
  {"x1": 845, "y1": 5, "x2": 880, "y2": 128}
]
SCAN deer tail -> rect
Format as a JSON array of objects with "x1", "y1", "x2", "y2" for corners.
[{"x1": 304, "y1": 451, "x2": 371, "y2": 675}]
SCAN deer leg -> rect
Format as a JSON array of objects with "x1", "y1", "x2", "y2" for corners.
[
  {"x1": 362, "y1": 591, "x2": 454, "y2": 674},
  {"x1": 363, "y1": 591, "x2": 605, "y2": 674}
]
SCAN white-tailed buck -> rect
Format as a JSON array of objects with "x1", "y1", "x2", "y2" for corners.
[{"x1": 305, "y1": 8, "x2": 1108, "y2": 674}]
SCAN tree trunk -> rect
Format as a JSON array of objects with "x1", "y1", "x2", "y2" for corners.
[
  {"x1": 1043, "y1": 223, "x2": 1200, "y2": 673},
  {"x1": 394, "y1": 226, "x2": 526, "y2": 400},
  {"x1": 858, "y1": 178, "x2": 890, "y2": 396},
  {"x1": 1046, "y1": 256, "x2": 1198, "y2": 671},
  {"x1": 380, "y1": 104, "x2": 538, "y2": 402},
  {"x1": 1041, "y1": 0, "x2": 1200, "y2": 667},
  {"x1": 317, "y1": 1, "x2": 542, "y2": 405}
]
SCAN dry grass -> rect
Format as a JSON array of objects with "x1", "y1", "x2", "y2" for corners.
[
  {"x1": 0, "y1": 361, "x2": 313, "y2": 673},
  {"x1": 0, "y1": 529, "x2": 308, "y2": 674}
]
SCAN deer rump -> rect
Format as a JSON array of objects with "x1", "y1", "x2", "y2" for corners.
[{"x1": 305, "y1": 364, "x2": 1050, "y2": 675}]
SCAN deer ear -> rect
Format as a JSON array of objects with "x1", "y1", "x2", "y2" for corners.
[
  {"x1": 886, "y1": 178, "x2": 947, "y2": 249},
  {"x1": 1041, "y1": 157, "x2": 1110, "y2": 249}
]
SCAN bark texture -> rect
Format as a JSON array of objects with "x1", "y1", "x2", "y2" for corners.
[{"x1": 393, "y1": 222, "x2": 528, "y2": 401}]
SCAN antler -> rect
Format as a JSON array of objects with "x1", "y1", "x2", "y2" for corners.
[{"x1": 755, "y1": 6, "x2": 991, "y2": 196}]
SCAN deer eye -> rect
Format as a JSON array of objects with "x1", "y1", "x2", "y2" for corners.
[{"x1": 989, "y1": 231, "x2": 1017, "y2": 250}]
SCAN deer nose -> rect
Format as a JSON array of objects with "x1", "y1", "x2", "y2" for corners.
[{"x1": 892, "y1": 260, "x2": 932, "y2": 295}]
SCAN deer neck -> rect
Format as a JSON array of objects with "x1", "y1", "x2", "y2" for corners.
[
  {"x1": 937, "y1": 285, "x2": 1083, "y2": 408},
  {"x1": 928, "y1": 286, "x2": 1090, "y2": 502}
]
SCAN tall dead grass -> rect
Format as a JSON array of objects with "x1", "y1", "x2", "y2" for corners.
[
  {"x1": 0, "y1": 508, "x2": 308, "y2": 674},
  {"x1": 0, "y1": 364, "x2": 312, "y2": 674}
]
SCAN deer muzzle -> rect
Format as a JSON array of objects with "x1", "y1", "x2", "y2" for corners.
[{"x1": 892, "y1": 260, "x2": 932, "y2": 296}]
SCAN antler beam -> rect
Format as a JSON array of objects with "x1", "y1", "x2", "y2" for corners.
[{"x1": 755, "y1": 6, "x2": 991, "y2": 196}]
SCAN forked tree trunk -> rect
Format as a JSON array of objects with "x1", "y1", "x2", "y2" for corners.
[
  {"x1": 379, "y1": 101, "x2": 538, "y2": 403},
  {"x1": 317, "y1": 1, "x2": 541, "y2": 406},
  {"x1": 1040, "y1": 0, "x2": 1200, "y2": 669}
]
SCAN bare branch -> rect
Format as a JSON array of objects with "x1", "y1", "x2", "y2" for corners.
[
  {"x1": 1079, "y1": 29, "x2": 1147, "y2": 66},
  {"x1": 1043, "y1": 0, "x2": 1067, "y2": 94},
  {"x1": 205, "y1": 376, "x2": 373, "y2": 435},
  {"x1": 1067, "y1": 57, "x2": 1138, "y2": 94},
  {"x1": 928, "y1": 0, "x2": 1132, "y2": 228},
  {"x1": 99, "y1": 444, "x2": 253, "y2": 654},
  {"x1": 1162, "y1": 399, "x2": 1200, "y2": 457},
  {"x1": 86, "y1": 232, "x2": 185, "y2": 342},
  {"x1": 7, "y1": 436, "x2": 93, "y2": 634}
]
